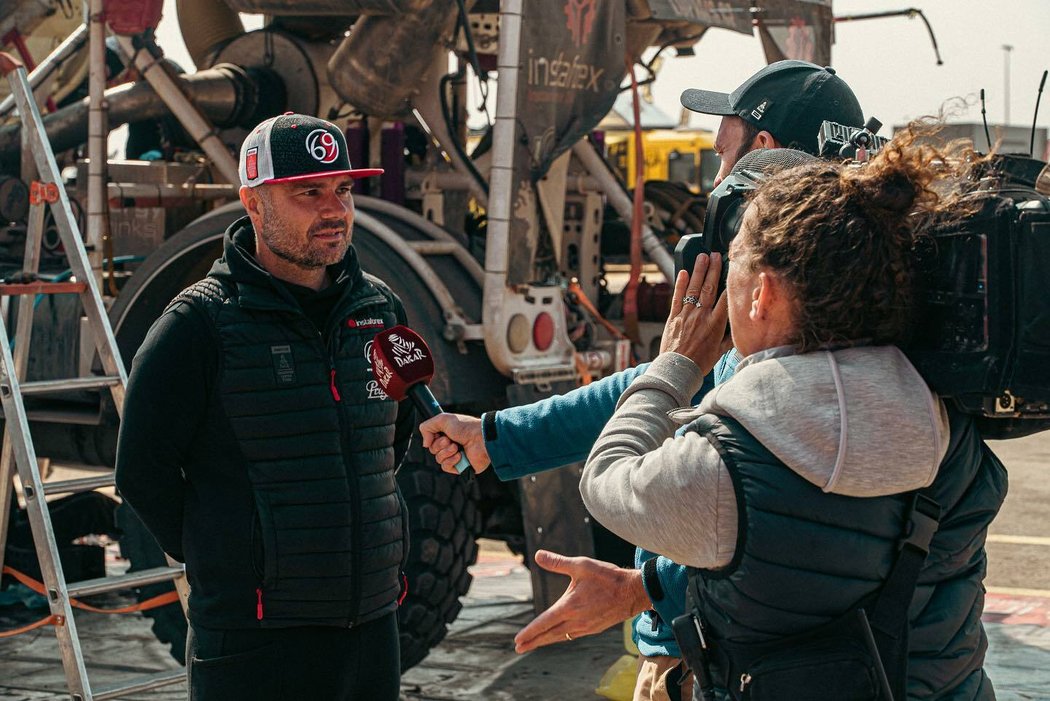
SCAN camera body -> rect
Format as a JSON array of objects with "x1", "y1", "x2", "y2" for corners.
[
  {"x1": 908, "y1": 167, "x2": 1050, "y2": 436},
  {"x1": 817, "y1": 118, "x2": 890, "y2": 160},
  {"x1": 674, "y1": 130, "x2": 1050, "y2": 435}
]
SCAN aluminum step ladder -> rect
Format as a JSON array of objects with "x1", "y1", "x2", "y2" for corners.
[{"x1": 0, "y1": 51, "x2": 187, "y2": 700}]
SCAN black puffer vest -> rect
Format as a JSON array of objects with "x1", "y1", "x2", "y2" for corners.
[
  {"x1": 685, "y1": 409, "x2": 1006, "y2": 700},
  {"x1": 175, "y1": 218, "x2": 408, "y2": 627}
]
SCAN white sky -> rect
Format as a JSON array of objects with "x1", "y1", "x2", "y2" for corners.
[
  {"x1": 156, "y1": 1, "x2": 1050, "y2": 142},
  {"x1": 649, "y1": 0, "x2": 1050, "y2": 137}
]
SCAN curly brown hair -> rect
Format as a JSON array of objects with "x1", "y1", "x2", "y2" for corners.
[{"x1": 739, "y1": 122, "x2": 984, "y2": 353}]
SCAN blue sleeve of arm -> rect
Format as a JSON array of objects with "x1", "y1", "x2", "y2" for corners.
[
  {"x1": 488, "y1": 364, "x2": 649, "y2": 480},
  {"x1": 714, "y1": 349, "x2": 741, "y2": 386},
  {"x1": 651, "y1": 557, "x2": 689, "y2": 625}
]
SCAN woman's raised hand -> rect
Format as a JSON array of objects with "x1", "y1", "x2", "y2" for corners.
[{"x1": 659, "y1": 252, "x2": 730, "y2": 375}]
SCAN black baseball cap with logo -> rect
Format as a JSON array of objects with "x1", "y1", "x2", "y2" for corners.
[
  {"x1": 238, "y1": 112, "x2": 383, "y2": 188},
  {"x1": 680, "y1": 60, "x2": 863, "y2": 155}
]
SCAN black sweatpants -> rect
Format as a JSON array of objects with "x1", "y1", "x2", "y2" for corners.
[{"x1": 186, "y1": 613, "x2": 400, "y2": 700}]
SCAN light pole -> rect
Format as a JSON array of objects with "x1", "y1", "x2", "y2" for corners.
[{"x1": 1003, "y1": 44, "x2": 1014, "y2": 125}]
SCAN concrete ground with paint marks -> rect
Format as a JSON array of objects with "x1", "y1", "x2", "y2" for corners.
[{"x1": 1, "y1": 432, "x2": 1048, "y2": 699}]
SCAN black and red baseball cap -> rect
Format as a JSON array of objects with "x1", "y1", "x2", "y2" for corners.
[
  {"x1": 680, "y1": 60, "x2": 863, "y2": 155},
  {"x1": 238, "y1": 112, "x2": 383, "y2": 188}
]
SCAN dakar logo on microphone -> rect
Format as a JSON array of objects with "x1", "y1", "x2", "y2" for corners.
[
  {"x1": 389, "y1": 334, "x2": 426, "y2": 367},
  {"x1": 306, "y1": 128, "x2": 340, "y2": 164}
]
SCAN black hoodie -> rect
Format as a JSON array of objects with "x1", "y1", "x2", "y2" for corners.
[{"x1": 116, "y1": 217, "x2": 415, "y2": 629}]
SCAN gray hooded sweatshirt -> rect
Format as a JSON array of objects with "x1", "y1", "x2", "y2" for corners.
[{"x1": 580, "y1": 345, "x2": 950, "y2": 570}]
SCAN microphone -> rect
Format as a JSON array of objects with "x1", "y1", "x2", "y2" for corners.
[{"x1": 369, "y1": 325, "x2": 471, "y2": 474}]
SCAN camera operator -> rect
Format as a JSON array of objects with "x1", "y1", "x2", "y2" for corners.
[
  {"x1": 422, "y1": 60, "x2": 863, "y2": 700},
  {"x1": 580, "y1": 126, "x2": 1007, "y2": 700}
]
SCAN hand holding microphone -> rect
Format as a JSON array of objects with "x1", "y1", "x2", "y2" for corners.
[{"x1": 369, "y1": 325, "x2": 471, "y2": 474}]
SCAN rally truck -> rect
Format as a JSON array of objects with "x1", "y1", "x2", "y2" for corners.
[{"x1": 0, "y1": 0, "x2": 834, "y2": 667}]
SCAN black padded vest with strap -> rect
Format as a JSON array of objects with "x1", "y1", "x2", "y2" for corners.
[
  {"x1": 175, "y1": 222, "x2": 407, "y2": 628},
  {"x1": 683, "y1": 410, "x2": 1004, "y2": 700}
]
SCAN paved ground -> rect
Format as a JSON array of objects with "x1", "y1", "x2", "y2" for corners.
[{"x1": 1, "y1": 432, "x2": 1049, "y2": 700}]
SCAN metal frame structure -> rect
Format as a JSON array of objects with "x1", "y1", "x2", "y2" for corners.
[{"x1": 0, "y1": 51, "x2": 186, "y2": 701}]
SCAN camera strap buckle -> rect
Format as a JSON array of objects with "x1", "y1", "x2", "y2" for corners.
[{"x1": 900, "y1": 492, "x2": 941, "y2": 556}]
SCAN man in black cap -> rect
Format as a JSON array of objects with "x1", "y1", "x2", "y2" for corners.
[
  {"x1": 420, "y1": 61, "x2": 864, "y2": 701},
  {"x1": 680, "y1": 59, "x2": 863, "y2": 185},
  {"x1": 116, "y1": 113, "x2": 413, "y2": 700}
]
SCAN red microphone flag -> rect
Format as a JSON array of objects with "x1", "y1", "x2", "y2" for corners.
[{"x1": 369, "y1": 326, "x2": 435, "y2": 401}]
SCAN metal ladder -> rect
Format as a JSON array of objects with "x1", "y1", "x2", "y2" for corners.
[{"x1": 0, "y1": 51, "x2": 187, "y2": 700}]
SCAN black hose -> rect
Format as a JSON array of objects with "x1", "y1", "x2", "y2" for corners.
[
  {"x1": 621, "y1": 32, "x2": 703, "y2": 94},
  {"x1": 453, "y1": 0, "x2": 490, "y2": 120},
  {"x1": 438, "y1": 70, "x2": 489, "y2": 196}
]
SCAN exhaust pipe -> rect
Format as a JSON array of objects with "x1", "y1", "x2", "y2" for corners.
[
  {"x1": 220, "y1": 0, "x2": 435, "y2": 14},
  {"x1": 0, "y1": 63, "x2": 267, "y2": 167},
  {"x1": 327, "y1": 0, "x2": 463, "y2": 118},
  {"x1": 176, "y1": 0, "x2": 245, "y2": 68}
]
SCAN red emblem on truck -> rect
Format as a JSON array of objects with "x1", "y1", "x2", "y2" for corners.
[{"x1": 564, "y1": 0, "x2": 597, "y2": 48}]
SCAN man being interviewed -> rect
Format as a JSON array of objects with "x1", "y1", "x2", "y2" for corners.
[{"x1": 115, "y1": 113, "x2": 413, "y2": 701}]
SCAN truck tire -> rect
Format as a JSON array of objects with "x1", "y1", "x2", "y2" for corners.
[{"x1": 396, "y1": 460, "x2": 482, "y2": 671}]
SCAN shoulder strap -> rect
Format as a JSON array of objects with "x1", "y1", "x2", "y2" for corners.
[
  {"x1": 866, "y1": 487, "x2": 941, "y2": 701},
  {"x1": 868, "y1": 488, "x2": 941, "y2": 637}
]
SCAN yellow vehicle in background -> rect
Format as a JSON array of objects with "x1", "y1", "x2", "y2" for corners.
[
  {"x1": 604, "y1": 129, "x2": 719, "y2": 194},
  {"x1": 599, "y1": 125, "x2": 714, "y2": 265}
]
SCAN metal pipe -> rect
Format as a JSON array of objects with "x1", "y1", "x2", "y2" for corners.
[
  {"x1": 834, "y1": 9, "x2": 943, "y2": 66},
  {"x1": 355, "y1": 194, "x2": 483, "y2": 286},
  {"x1": 106, "y1": 181, "x2": 237, "y2": 201},
  {"x1": 327, "y1": 0, "x2": 460, "y2": 118},
  {"x1": 221, "y1": 0, "x2": 434, "y2": 14},
  {"x1": 484, "y1": 0, "x2": 519, "y2": 280},
  {"x1": 0, "y1": 65, "x2": 255, "y2": 168},
  {"x1": 572, "y1": 140, "x2": 675, "y2": 280},
  {"x1": 115, "y1": 35, "x2": 240, "y2": 185},
  {"x1": 354, "y1": 209, "x2": 474, "y2": 340},
  {"x1": 0, "y1": 22, "x2": 88, "y2": 119},
  {"x1": 406, "y1": 170, "x2": 478, "y2": 193},
  {"x1": 479, "y1": 0, "x2": 522, "y2": 375},
  {"x1": 410, "y1": 53, "x2": 489, "y2": 207},
  {"x1": 1003, "y1": 44, "x2": 1013, "y2": 125},
  {"x1": 175, "y1": 0, "x2": 244, "y2": 69},
  {"x1": 86, "y1": 0, "x2": 107, "y2": 287}
]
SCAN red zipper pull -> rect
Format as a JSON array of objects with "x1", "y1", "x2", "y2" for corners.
[
  {"x1": 256, "y1": 587, "x2": 264, "y2": 621},
  {"x1": 329, "y1": 368, "x2": 341, "y2": 402},
  {"x1": 398, "y1": 573, "x2": 409, "y2": 606}
]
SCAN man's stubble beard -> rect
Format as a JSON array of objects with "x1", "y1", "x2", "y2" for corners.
[{"x1": 259, "y1": 199, "x2": 351, "y2": 270}]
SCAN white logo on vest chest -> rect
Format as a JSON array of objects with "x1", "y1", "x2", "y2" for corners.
[{"x1": 366, "y1": 379, "x2": 389, "y2": 400}]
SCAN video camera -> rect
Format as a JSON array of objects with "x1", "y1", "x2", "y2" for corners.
[
  {"x1": 674, "y1": 123, "x2": 1050, "y2": 437},
  {"x1": 817, "y1": 117, "x2": 890, "y2": 160}
]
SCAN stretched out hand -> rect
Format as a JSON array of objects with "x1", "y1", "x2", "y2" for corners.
[{"x1": 513, "y1": 550, "x2": 650, "y2": 653}]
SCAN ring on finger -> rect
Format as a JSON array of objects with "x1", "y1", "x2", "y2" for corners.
[
  {"x1": 682, "y1": 295, "x2": 699, "y2": 306},
  {"x1": 694, "y1": 300, "x2": 703, "y2": 309}
]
